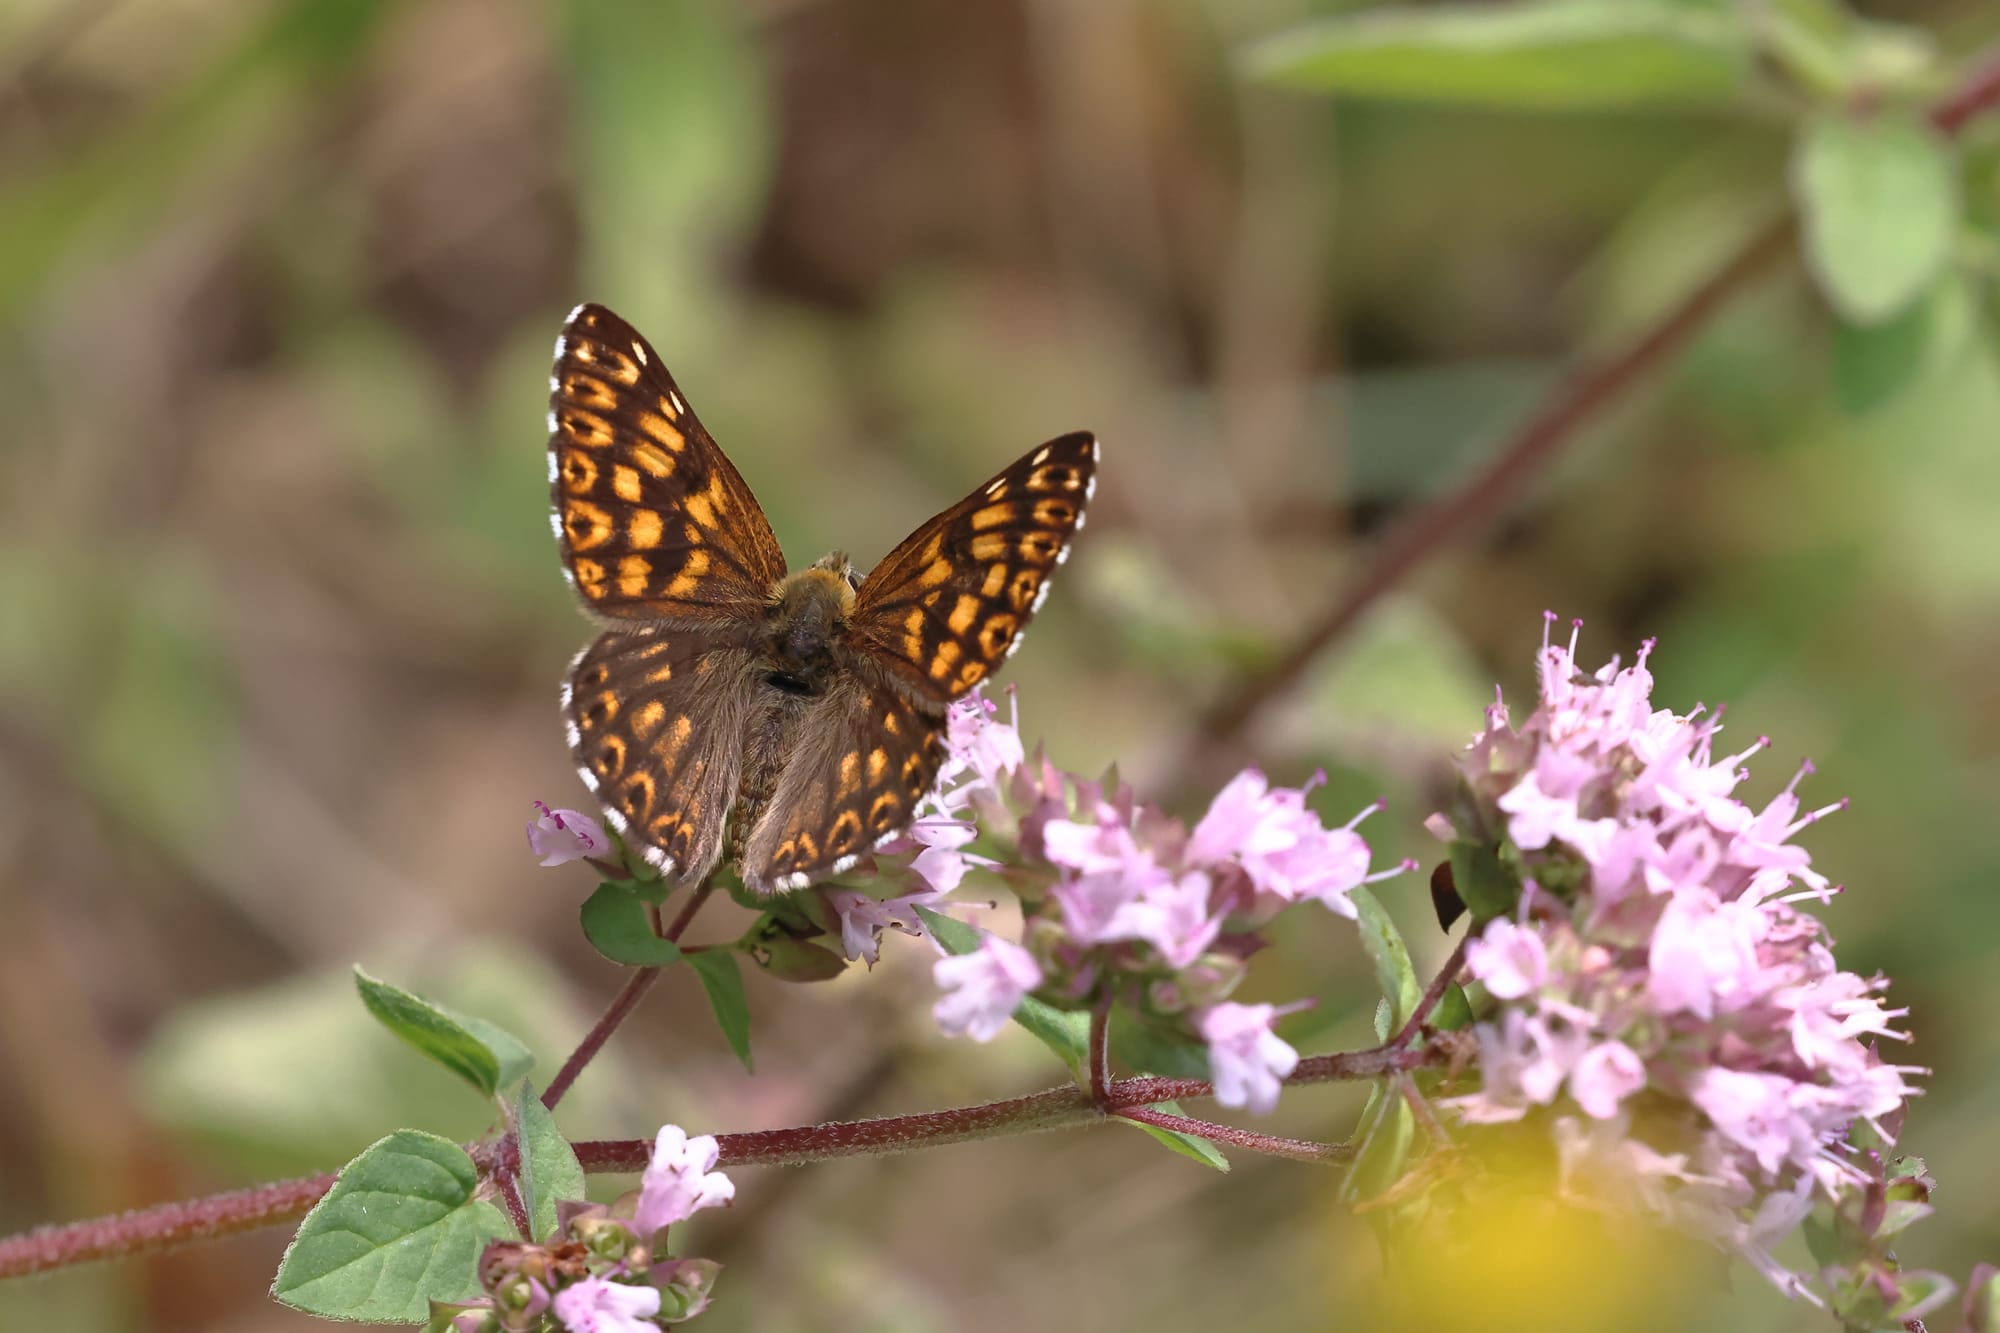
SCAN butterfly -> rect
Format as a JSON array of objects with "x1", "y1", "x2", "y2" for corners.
[{"x1": 547, "y1": 304, "x2": 1097, "y2": 895}]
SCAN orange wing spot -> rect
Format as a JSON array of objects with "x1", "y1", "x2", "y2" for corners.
[
  {"x1": 868, "y1": 791, "x2": 901, "y2": 833},
  {"x1": 644, "y1": 662, "x2": 674, "y2": 685},
  {"x1": 970, "y1": 502, "x2": 1015, "y2": 531},
  {"x1": 883, "y1": 712, "x2": 901, "y2": 735},
  {"x1": 637, "y1": 412, "x2": 684, "y2": 452},
  {"x1": 902, "y1": 607, "x2": 925, "y2": 662},
  {"x1": 1019, "y1": 532, "x2": 1061, "y2": 563},
  {"x1": 564, "y1": 500, "x2": 615, "y2": 551},
  {"x1": 560, "y1": 408, "x2": 616, "y2": 449},
  {"x1": 573, "y1": 342, "x2": 640, "y2": 386},
  {"x1": 947, "y1": 593, "x2": 982, "y2": 636},
  {"x1": 612, "y1": 465, "x2": 644, "y2": 503},
  {"x1": 562, "y1": 372, "x2": 619, "y2": 410},
  {"x1": 775, "y1": 838, "x2": 796, "y2": 864},
  {"x1": 667, "y1": 714, "x2": 694, "y2": 753},
  {"x1": 574, "y1": 557, "x2": 608, "y2": 595},
  {"x1": 634, "y1": 639, "x2": 673, "y2": 659},
  {"x1": 1032, "y1": 498, "x2": 1076, "y2": 528},
  {"x1": 683, "y1": 522, "x2": 704, "y2": 545},
  {"x1": 920, "y1": 532, "x2": 944, "y2": 563},
  {"x1": 629, "y1": 508, "x2": 663, "y2": 550},
  {"x1": 901, "y1": 752, "x2": 927, "y2": 789},
  {"x1": 981, "y1": 563, "x2": 1008, "y2": 597},
  {"x1": 592, "y1": 735, "x2": 627, "y2": 778},
  {"x1": 978, "y1": 613, "x2": 1018, "y2": 658},
  {"x1": 1028, "y1": 464, "x2": 1080, "y2": 492},
  {"x1": 623, "y1": 772, "x2": 656, "y2": 819},
  {"x1": 664, "y1": 549, "x2": 712, "y2": 599},
  {"x1": 830, "y1": 810, "x2": 863, "y2": 854},
  {"x1": 632, "y1": 699, "x2": 667, "y2": 740},
  {"x1": 919, "y1": 558, "x2": 954, "y2": 588},
  {"x1": 685, "y1": 492, "x2": 716, "y2": 530},
  {"x1": 591, "y1": 692, "x2": 621, "y2": 724},
  {"x1": 655, "y1": 395, "x2": 680, "y2": 423},
  {"x1": 868, "y1": 747, "x2": 888, "y2": 780},
  {"x1": 929, "y1": 640, "x2": 962, "y2": 680},
  {"x1": 957, "y1": 661, "x2": 987, "y2": 689},
  {"x1": 984, "y1": 478, "x2": 1009, "y2": 499},
  {"x1": 969, "y1": 533, "x2": 1009, "y2": 561},
  {"x1": 1008, "y1": 569, "x2": 1041, "y2": 612},
  {"x1": 794, "y1": 830, "x2": 819, "y2": 863},
  {"x1": 617, "y1": 555, "x2": 652, "y2": 598},
  {"x1": 705, "y1": 473, "x2": 730, "y2": 515},
  {"x1": 631, "y1": 442, "x2": 675, "y2": 480},
  {"x1": 580, "y1": 662, "x2": 611, "y2": 687},
  {"x1": 559, "y1": 448, "x2": 600, "y2": 495},
  {"x1": 648, "y1": 811, "x2": 682, "y2": 840},
  {"x1": 838, "y1": 751, "x2": 861, "y2": 798}
]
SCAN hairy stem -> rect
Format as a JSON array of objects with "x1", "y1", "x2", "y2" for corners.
[
  {"x1": 1088, "y1": 998, "x2": 1112, "y2": 1105},
  {"x1": 1115, "y1": 1106, "x2": 1352, "y2": 1164},
  {"x1": 542, "y1": 881, "x2": 716, "y2": 1110},
  {"x1": 0, "y1": 1039, "x2": 1435, "y2": 1278}
]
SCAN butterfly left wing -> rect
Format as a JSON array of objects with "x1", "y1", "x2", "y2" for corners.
[
  {"x1": 549, "y1": 304, "x2": 787, "y2": 625},
  {"x1": 847, "y1": 432, "x2": 1098, "y2": 703},
  {"x1": 738, "y1": 680, "x2": 946, "y2": 894}
]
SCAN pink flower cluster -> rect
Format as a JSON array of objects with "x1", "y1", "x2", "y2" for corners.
[
  {"x1": 1433, "y1": 616, "x2": 1922, "y2": 1300},
  {"x1": 916, "y1": 689, "x2": 1408, "y2": 1115},
  {"x1": 451, "y1": 1125, "x2": 732, "y2": 1332}
]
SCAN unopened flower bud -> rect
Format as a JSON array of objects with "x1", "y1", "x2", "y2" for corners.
[
  {"x1": 570, "y1": 1212, "x2": 641, "y2": 1267},
  {"x1": 651, "y1": 1257, "x2": 724, "y2": 1322}
]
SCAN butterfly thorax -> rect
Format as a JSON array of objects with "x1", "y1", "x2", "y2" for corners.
[{"x1": 758, "y1": 557, "x2": 858, "y2": 697}]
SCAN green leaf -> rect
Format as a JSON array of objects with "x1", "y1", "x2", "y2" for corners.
[
  {"x1": 354, "y1": 968, "x2": 533, "y2": 1099},
  {"x1": 1246, "y1": 1, "x2": 1750, "y2": 110},
  {"x1": 913, "y1": 904, "x2": 1090, "y2": 1076},
  {"x1": 1351, "y1": 887, "x2": 1421, "y2": 1031},
  {"x1": 1831, "y1": 273, "x2": 1975, "y2": 414},
  {"x1": 514, "y1": 1084, "x2": 585, "y2": 1244},
  {"x1": 1449, "y1": 839, "x2": 1519, "y2": 922},
  {"x1": 272, "y1": 1130, "x2": 512, "y2": 1322},
  {"x1": 1339, "y1": 1083, "x2": 1416, "y2": 1205},
  {"x1": 1110, "y1": 1012, "x2": 1212, "y2": 1081},
  {"x1": 580, "y1": 883, "x2": 685, "y2": 967},
  {"x1": 1119, "y1": 1103, "x2": 1230, "y2": 1172},
  {"x1": 1434, "y1": 983, "x2": 1475, "y2": 1032},
  {"x1": 687, "y1": 951, "x2": 753, "y2": 1071},
  {"x1": 1795, "y1": 109, "x2": 1958, "y2": 325}
]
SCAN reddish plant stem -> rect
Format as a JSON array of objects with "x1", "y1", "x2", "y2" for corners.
[
  {"x1": 1115, "y1": 1107, "x2": 1352, "y2": 1164},
  {"x1": 1175, "y1": 211, "x2": 1797, "y2": 775},
  {"x1": 1388, "y1": 937, "x2": 1468, "y2": 1050},
  {"x1": 0, "y1": 1035, "x2": 1437, "y2": 1277},
  {"x1": 542, "y1": 882, "x2": 716, "y2": 1111},
  {"x1": 1177, "y1": 40, "x2": 2000, "y2": 779}
]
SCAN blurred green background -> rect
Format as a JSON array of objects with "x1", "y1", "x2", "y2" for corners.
[{"x1": 1, "y1": 0, "x2": 1997, "y2": 1329}]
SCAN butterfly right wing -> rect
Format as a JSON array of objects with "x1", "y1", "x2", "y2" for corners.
[
  {"x1": 564, "y1": 626, "x2": 760, "y2": 883},
  {"x1": 549, "y1": 303, "x2": 787, "y2": 625},
  {"x1": 848, "y1": 432, "x2": 1097, "y2": 704},
  {"x1": 738, "y1": 680, "x2": 947, "y2": 895}
]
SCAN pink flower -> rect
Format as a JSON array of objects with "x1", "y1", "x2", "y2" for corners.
[
  {"x1": 826, "y1": 889, "x2": 936, "y2": 965},
  {"x1": 1571, "y1": 1040, "x2": 1646, "y2": 1120},
  {"x1": 1198, "y1": 1002, "x2": 1300, "y2": 1116},
  {"x1": 940, "y1": 688, "x2": 1025, "y2": 793},
  {"x1": 631, "y1": 1124, "x2": 734, "y2": 1239},
  {"x1": 933, "y1": 937, "x2": 1042, "y2": 1042},
  {"x1": 549, "y1": 1277, "x2": 661, "y2": 1333},
  {"x1": 528, "y1": 801, "x2": 606, "y2": 867},
  {"x1": 1055, "y1": 867, "x2": 1221, "y2": 969},
  {"x1": 1465, "y1": 918, "x2": 1549, "y2": 1000},
  {"x1": 1644, "y1": 890, "x2": 1766, "y2": 1019},
  {"x1": 1186, "y1": 770, "x2": 1384, "y2": 917}
]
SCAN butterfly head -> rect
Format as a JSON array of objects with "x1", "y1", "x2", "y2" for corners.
[{"x1": 762, "y1": 557, "x2": 859, "y2": 696}]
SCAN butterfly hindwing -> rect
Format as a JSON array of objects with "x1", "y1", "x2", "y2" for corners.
[
  {"x1": 848, "y1": 432, "x2": 1098, "y2": 703},
  {"x1": 564, "y1": 627, "x2": 761, "y2": 883},
  {"x1": 549, "y1": 304, "x2": 787, "y2": 622},
  {"x1": 739, "y1": 680, "x2": 946, "y2": 894}
]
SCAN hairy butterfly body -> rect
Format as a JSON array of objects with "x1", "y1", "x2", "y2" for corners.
[{"x1": 549, "y1": 303, "x2": 1097, "y2": 894}]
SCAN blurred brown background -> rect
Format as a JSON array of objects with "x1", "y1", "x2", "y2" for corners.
[{"x1": 2, "y1": 0, "x2": 1998, "y2": 1329}]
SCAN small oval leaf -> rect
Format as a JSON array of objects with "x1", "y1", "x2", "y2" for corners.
[
  {"x1": 354, "y1": 967, "x2": 533, "y2": 1098},
  {"x1": 1795, "y1": 108, "x2": 1958, "y2": 325},
  {"x1": 687, "y1": 950, "x2": 753, "y2": 1071},
  {"x1": 580, "y1": 883, "x2": 685, "y2": 967}
]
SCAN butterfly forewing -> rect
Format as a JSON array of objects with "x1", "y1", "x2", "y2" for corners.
[
  {"x1": 740, "y1": 681, "x2": 947, "y2": 894},
  {"x1": 849, "y1": 431, "x2": 1098, "y2": 703},
  {"x1": 549, "y1": 304, "x2": 787, "y2": 622},
  {"x1": 564, "y1": 627, "x2": 760, "y2": 882}
]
